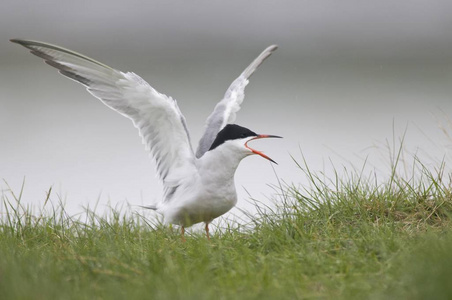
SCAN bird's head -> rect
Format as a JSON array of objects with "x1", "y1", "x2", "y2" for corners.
[{"x1": 208, "y1": 124, "x2": 281, "y2": 164}]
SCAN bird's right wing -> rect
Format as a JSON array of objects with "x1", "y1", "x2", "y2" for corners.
[
  {"x1": 11, "y1": 39, "x2": 197, "y2": 184},
  {"x1": 195, "y1": 45, "x2": 278, "y2": 158}
]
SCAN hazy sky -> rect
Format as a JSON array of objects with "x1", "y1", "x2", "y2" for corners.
[{"x1": 2, "y1": 0, "x2": 452, "y2": 61}]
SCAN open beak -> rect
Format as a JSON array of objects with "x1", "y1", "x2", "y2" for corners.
[{"x1": 245, "y1": 134, "x2": 282, "y2": 164}]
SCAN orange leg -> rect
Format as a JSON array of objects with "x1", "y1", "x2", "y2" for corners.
[
  {"x1": 181, "y1": 226, "x2": 186, "y2": 243},
  {"x1": 205, "y1": 223, "x2": 210, "y2": 240}
]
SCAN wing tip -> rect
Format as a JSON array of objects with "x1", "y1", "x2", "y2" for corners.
[
  {"x1": 10, "y1": 38, "x2": 116, "y2": 71},
  {"x1": 240, "y1": 44, "x2": 278, "y2": 79},
  {"x1": 267, "y1": 44, "x2": 279, "y2": 52},
  {"x1": 10, "y1": 38, "x2": 41, "y2": 51},
  {"x1": 10, "y1": 38, "x2": 24, "y2": 45}
]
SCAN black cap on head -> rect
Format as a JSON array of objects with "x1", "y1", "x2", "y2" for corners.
[{"x1": 209, "y1": 124, "x2": 257, "y2": 151}]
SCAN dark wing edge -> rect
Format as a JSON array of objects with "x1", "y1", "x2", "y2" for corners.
[{"x1": 195, "y1": 45, "x2": 278, "y2": 158}]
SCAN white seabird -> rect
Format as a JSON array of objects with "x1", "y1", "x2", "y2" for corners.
[{"x1": 11, "y1": 39, "x2": 280, "y2": 241}]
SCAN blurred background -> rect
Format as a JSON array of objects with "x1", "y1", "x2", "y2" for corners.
[{"x1": 1, "y1": 0, "x2": 452, "y2": 223}]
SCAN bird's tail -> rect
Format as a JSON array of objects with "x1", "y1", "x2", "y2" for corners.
[{"x1": 139, "y1": 205, "x2": 158, "y2": 211}]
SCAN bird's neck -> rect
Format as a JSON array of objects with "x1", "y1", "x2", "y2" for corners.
[{"x1": 198, "y1": 146, "x2": 247, "y2": 185}]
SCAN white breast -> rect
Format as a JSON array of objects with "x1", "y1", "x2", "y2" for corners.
[{"x1": 160, "y1": 177, "x2": 238, "y2": 227}]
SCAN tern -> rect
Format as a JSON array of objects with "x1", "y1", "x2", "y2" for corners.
[{"x1": 11, "y1": 39, "x2": 281, "y2": 241}]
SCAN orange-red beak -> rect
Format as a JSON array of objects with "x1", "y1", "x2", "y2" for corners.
[{"x1": 245, "y1": 134, "x2": 282, "y2": 164}]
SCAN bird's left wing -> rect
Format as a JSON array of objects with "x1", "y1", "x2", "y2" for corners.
[
  {"x1": 11, "y1": 39, "x2": 196, "y2": 183},
  {"x1": 195, "y1": 45, "x2": 278, "y2": 158}
]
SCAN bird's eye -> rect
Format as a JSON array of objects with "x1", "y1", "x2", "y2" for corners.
[{"x1": 240, "y1": 133, "x2": 247, "y2": 138}]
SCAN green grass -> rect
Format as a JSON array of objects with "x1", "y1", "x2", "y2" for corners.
[{"x1": 2, "y1": 153, "x2": 452, "y2": 299}]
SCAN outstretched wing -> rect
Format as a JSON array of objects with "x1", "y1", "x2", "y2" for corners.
[
  {"x1": 195, "y1": 45, "x2": 278, "y2": 158},
  {"x1": 11, "y1": 39, "x2": 196, "y2": 183}
]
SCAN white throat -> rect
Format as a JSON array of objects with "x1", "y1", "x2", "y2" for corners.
[{"x1": 197, "y1": 141, "x2": 249, "y2": 185}]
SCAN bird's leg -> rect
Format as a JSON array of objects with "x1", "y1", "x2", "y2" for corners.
[
  {"x1": 181, "y1": 226, "x2": 186, "y2": 243},
  {"x1": 205, "y1": 222, "x2": 210, "y2": 240}
]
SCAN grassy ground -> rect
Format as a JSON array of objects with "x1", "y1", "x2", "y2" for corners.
[{"x1": 2, "y1": 154, "x2": 452, "y2": 299}]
